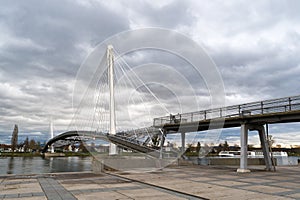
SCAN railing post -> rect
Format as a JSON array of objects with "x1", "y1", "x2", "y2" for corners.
[
  {"x1": 204, "y1": 111, "x2": 207, "y2": 120},
  {"x1": 261, "y1": 101, "x2": 264, "y2": 114},
  {"x1": 238, "y1": 105, "x2": 241, "y2": 115},
  {"x1": 288, "y1": 97, "x2": 292, "y2": 111},
  {"x1": 191, "y1": 113, "x2": 193, "y2": 122},
  {"x1": 220, "y1": 108, "x2": 222, "y2": 117}
]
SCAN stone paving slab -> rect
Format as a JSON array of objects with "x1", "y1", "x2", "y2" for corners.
[
  {"x1": 113, "y1": 165, "x2": 300, "y2": 200},
  {"x1": 0, "y1": 166, "x2": 299, "y2": 199},
  {"x1": 38, "y1": 178, "x2": 76, "y2": 200}
]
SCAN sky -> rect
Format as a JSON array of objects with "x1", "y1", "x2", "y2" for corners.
[{"x1": 0, "y1": 0, "x2": 300, "y2": 147}]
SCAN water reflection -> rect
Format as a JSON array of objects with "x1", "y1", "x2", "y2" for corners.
[
  {"x1": 7, "y1": 157, "x2": 14, "y2": 174},
  {"x1": 0, "y1": 157, "x2": 92, "y2": 175}
]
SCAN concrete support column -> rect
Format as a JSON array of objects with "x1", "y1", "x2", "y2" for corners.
[
  {"x1": 181, "y1": 132, "x2": 186, "y2": 154},
  {"x1": 159, "y1": 130, "x2": 166, "y2": 159},
  {"x1": 250, "y1": 125, "x2": 273, "y2": 171},
  {"x1": 237, "y1": 124, "x2": 251, "y2": 173}
]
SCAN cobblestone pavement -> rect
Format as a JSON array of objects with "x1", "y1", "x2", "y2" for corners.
[{"x1": 0, "y1": 165, "x2": 299, "y2": 199}]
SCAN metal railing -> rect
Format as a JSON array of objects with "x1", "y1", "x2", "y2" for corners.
[{"x1": 153, "y1": 95, "x2": 300, "y2": 127}]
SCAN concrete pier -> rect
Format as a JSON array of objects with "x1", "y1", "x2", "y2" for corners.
[
  {"x1": 1, "y1": 165, "x2": 299, "y2": 199},
  {"x1": 237, "y1": 123, "x2": 251, "y2": 173}
]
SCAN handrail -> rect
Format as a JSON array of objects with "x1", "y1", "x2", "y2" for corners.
[{"x1": 153, "y1": 95, "x2": 300, "y2": 127}]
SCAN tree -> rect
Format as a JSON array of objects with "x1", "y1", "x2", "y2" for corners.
[
  {"x1": 234, "y1": 144, "x2": 239, "y2": 147},
  {"x1": 268, "y1": 135, "x2": 275, "y2": 148},
  {"x1": 78, "y1": 141, "x2": 88, "y2": 153},
  {"x1": 199, "y1": 143, "x2": 211, "y2": 156},
  {"x1": 224, "y1": 141, "x2": 229, "y2": 151},
  {"x1": 29, "y1": 139, "x2": 37, "y2": 151},
  {"x1": 186, "y1": 143, "x2": 193, "y2": 153},
  {"x1": 196, "y1": 142, "x2": 201, "y2": 153},
  {"x1": 37, "y1": 141, "x2": 41, "y2": 151},
  {"x1": 11, "y1": 124, "x2": 18, "y2": 152},
  {"x1": 219, "y1": 141, "x2": 229, "y2": 151},
  {"x1": 23, "y1": 137, "x2": 29, "y2": 152}
]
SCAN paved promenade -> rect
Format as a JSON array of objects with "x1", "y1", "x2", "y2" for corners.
[{"x1": 0, "y1": 165, "x2": 299, "y2": 199}]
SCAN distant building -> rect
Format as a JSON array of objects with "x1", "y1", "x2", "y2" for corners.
[{"x1": 0, "y1": 144, "x2": 11, "y2": 152}]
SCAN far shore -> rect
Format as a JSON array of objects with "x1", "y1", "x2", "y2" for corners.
[{"x1": 0, "y1": 152, "x2": 91, "y2": 157}]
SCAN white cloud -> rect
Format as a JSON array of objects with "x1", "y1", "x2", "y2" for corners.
[{"x1": 0, "y1": 1, "x2": 299, "y2": 146}]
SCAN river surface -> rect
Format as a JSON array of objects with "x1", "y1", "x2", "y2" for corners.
[
  {"x1": 0, "y1": 156, "x2": 299, "y2": 175},
  {"x1": 0, "y1": 156, "x2": 92, "y2": 175}
]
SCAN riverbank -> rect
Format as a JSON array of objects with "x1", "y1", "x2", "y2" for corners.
[{"x1": 0, "y1": 152, "x2": 91, "y2": 157}]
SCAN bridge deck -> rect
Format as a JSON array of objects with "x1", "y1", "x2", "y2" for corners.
[
  {"x1": 44, "y1": 95, "x2": 300, "y2": 155},
  {"x1": 43, "y1": 130, "x2": 162, "y2": 156},
  {"x1": 153, "y1": 95, "x2": 300, "y2": 132}
]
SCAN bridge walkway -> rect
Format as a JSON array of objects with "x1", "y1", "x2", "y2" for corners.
[
  {"x1": 42, "y1": 129, "x2": 164, "y2": 157},
  {"x1": 153, "y1": 95, "x2": 300, "y2": 132}
]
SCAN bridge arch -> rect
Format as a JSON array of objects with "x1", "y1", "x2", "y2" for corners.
[{"x1": 42, "y1": 131, "x2": 108, "y2": 153}]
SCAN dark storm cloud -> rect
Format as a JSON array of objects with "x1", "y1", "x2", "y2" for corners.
[
  {"x1": 0, "y1": 1, "x2": 299, "y2": 146},
  {"x1": 0, "y1": 0, "x2": 129, "y2": 79},
  {"x1": 184, "y1": 1, "x2": 300, "y2": 104},
  {"x1": 0, "y1": 0, "x2": 129, "y2": 142}
]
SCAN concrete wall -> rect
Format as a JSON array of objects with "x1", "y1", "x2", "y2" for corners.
[
  {"x1": 92, "y1": 156, "x2": 177, "y2": 172},
  {"x1": 198, "y1": 157, "x2": 277, "y2": 166}
]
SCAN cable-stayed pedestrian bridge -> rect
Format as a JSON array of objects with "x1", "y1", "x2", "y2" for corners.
[
  {"x1": 44, "y1": 94, "x2": 300, "y2": 172},
  {"x1": 43, "y1": 45, "x2": 300, "y2": 172}
]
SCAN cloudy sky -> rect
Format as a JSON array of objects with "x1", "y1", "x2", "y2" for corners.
[{"x1": 0, "y1": 0, "x2": 300, "y2": 146}]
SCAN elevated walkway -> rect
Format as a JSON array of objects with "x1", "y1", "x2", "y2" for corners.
[
  {"x1": 153, "y1": 95, "x2": 300, "y2": 172},
  {"x1": 154, "y1": 95, "x2": 300, "y2": 132}
]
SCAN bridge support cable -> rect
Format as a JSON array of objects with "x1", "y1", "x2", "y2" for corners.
[
  {"x1": 112, "y1": 48, "x2": 173, "y2": 147},
  {"x1": 113, "y1": 48, "x2": 170, "y2": 115},
  {"x1": 114, "y1": 55, "x2": 159, "y2": 129},
  {"x1": 69, "y1": 52, "x2": 108, "y2": 132}
]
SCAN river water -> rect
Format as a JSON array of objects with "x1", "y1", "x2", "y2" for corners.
[
  {"x1": 0, "y1": 156, "x2": 299, "y2": 175},
  {"x1": 0, "y1": 157, "x2": 92, "y2": 175}
]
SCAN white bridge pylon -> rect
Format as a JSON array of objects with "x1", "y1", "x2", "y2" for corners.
[
  {"x1": 49, "y1": 119, "x2": 54, "y2": 153},
  {"x1": 107, "y1": 45, "x2": 117, "y2": 155}
]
